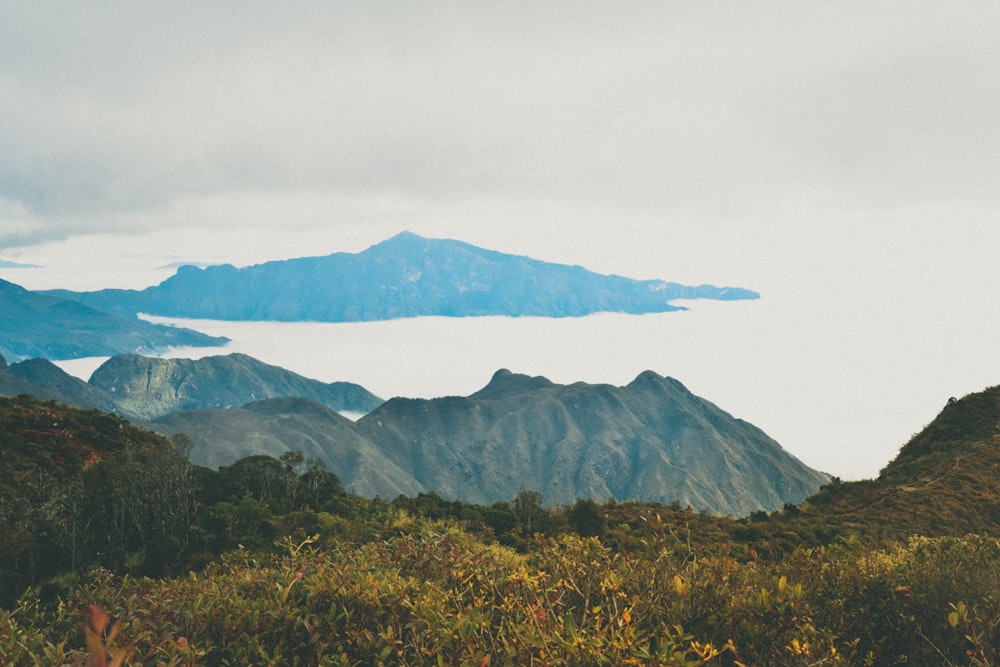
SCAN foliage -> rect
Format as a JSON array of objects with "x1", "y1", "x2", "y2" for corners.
[
  {"x1": 4, "y1": 526, "x2": 1000, "y2": 665},
  {"x1": 6, "y1": 391, "x2": 1000, "y2": 664}
]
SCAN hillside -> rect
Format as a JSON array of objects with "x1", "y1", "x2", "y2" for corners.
[
  {"x1": 42, "y1": 232, "x2": 759, "y2": 321},
  {"x1": 151, "y1": 369, "x2": 828, "y2": 515},
  {"x1": 357, "y1": 369, "x2": 828, "y2": 514},
  {"x1": 0, "y1": 278, "x2": 227, "y2": 361},
  {"x1": 0, "y1": 351, "x2": 383, "y2": 423},
  {"x1": 758, "y1": 385, "x2": 1000, "y2": 545},
  {"x1": 0, "y1": 394, "x2": 164, "y2": 492},
  {"x1": 3, "y1": 357, "x2": 120, "y2": 413},
  {"x1": 152, "y1": 397, "x2": 421, "y2": 497},
  {"x1": 5, "y1": 391, "x2": 1000, "y2": 665},
  {"x1": 88, "y1": 353, "x2": 384, "y2": 421}
]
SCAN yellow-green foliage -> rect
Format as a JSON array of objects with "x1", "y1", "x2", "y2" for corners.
[
  {"x1": 6, "y1": 390, "x2": 1000, "y2": 665},
  {"x1": 3, "y1": 524, "x2": 999, "y2": 666}
]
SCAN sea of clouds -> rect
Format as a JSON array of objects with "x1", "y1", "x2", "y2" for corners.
[{"x1": 50, "y1": 297, "x2": 998, "y2": 483}]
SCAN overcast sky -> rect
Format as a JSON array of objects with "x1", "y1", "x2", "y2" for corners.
[{"x1": 2, "y1": 3, "x2": 1000, "y2": 479}]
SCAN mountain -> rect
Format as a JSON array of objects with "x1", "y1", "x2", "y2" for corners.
[
  {"x1": 0, "y1": 278, "x2": 227, "y2": 362},
  {"x1": 0, "y1": 351, "x2": 383, "y2": 423},
  {"x1": 42, "y1": 232, "x2": 759, "y2": 322},
  {"x1": 149, "y1": 368, "x2": 827, "y2": 515},
  {"x1": 2, "y1": 356, "x2": 120, "y2": 413},
  {"x1": 782, "y1": 385, "x2": 1000, "y2": 542},
  {"x1": 87, "y1": 353, "x2": 384, "y2": 421},
  {"x1": 355, "y1": 370, "x2": 828, "y2": 514},
  {"x1": 151, "y1": 397, "x2": 422, "y2": 498}
]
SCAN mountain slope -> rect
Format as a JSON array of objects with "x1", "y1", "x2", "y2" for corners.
[
  {"x1": 0, "y1": 351, "x2": 384, "y2": 424},
  {"x1": 353, "y1": 369, "x2": 827, "y2": 515},
  {"x1": 772, "y1": 385, "x2": 1000, "y2": 543},
  {"x1": 3, "y1": 357, "x2": 119, "y2": 413},
  {"x1": 150, "y1": 397, "x2": 422, "y2": 498},
  {"x1": 0, "y1": 278, "x2": 227, "y2": 361},
  {"x1": 43, "y1": 232, "x2": 759, "y2": 322},
  {"x1": 87, "y1": 353, "x2": 384, "y2": 421},
  {"x1": 0, "y1": 355, "x2": 87, "y2": 407},
  {"x1": 0, "y1": 394, "x2": 172, "y2": 495}
]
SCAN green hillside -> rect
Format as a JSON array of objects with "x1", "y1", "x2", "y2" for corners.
[
  {"x1": 3, "y1": 387, "x2": 1000, "y2": 664},
  {"x1": 753, "y1": 387, "x2": 1000, "y2": 548}
]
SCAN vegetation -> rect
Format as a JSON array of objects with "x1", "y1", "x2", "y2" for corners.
[{"x1": 3, "y1": 392, "x2": 1000, "y2": 664}]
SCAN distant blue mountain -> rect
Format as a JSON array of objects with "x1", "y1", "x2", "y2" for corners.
[
  {"x1": 43, "y1": 232, "x2": 759, "y2": 322},
  {"x1": 0, "y1": 278, "x2": 228, "y2": 362}
]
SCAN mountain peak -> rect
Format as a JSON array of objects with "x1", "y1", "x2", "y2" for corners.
[
  {"x1": 369, "y1": 231, "x2": 430, "y2": 251},
  {"x1": 627, "y1": 369, "x2": 676, "y2": 391},
  {"x1": 386, "y1": 230, "x2": 425, "y2": 242},
  {"x1": 40, "y1": 233, "x2": 759, "y2": 322},
  {"x1": 472, "y1": 368, "x2": 556, "y2": 400},
  {"x1": 0, "y1": 278, "x2": 27, "y2": 295}
]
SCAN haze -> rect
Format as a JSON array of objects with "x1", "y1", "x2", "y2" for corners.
[{"x1": 2, "y1": 3, "x2": 1000, "y2": 480}]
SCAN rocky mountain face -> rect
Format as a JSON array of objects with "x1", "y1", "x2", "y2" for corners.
[
  {"x1": 43, "y1": 232, "x2": 759, "y2": 322},
  {"x1": 0, "y1": 352, "x2": 383, "y2": 422},
  {"x1": 153, "y1": 398, "x2": 422, "y2": 498},
  {"x1": 0, "y1": 278, "x2": 227, "y2": 361},
  {"x1": 88, "y1": 353, "x2": 384, "y2": 421},
  {"x1": 356, "y1": 370, "x2": 828, "y2": 514},
  {"x1": 146, "y1": 369, "x2": 829, "y2": 516}
]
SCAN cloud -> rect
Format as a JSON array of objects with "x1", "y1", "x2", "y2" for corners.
[{"x1": 0, "y1": 2, "x2": 998, "y2": 250}]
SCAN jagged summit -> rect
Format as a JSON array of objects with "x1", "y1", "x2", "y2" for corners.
[
  {"x1": 353, "y1": 369, "x2": 828, "y2": 513},
  {"x1": 472, "y1": 369, "x2": 556, "y2": 400},
  {"x1": 88, "y1": 352, "x2": 383, "y2": 421},
  {"x1": 626, "y1": 370, "x2": 694, "y2": 397}
]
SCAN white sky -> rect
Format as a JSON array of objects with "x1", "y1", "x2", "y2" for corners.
[{"x1": 2, "y1": 3, "x2": 1000, "y2": 480}]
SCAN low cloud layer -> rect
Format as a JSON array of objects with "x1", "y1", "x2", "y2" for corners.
[{"x1": 2, "y1": 3, "x2": 998, "y2": 249}]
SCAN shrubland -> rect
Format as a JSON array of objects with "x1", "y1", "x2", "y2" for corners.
[{"x1": 2, "y1": 394, "x2": 1000, "y2": 665}]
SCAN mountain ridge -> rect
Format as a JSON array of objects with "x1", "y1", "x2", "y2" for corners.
[
  {"x1": 0, "y1": 351, "x2": 383, "y2": 422},
  {"x1": 1, "y1": 347, "x2": 825, "y2": 515},
  {"x1": 42, "y1": 232, "x2": 759, "y2": 322},
  {"x1": 758, "y1": 384, "x2": 1000, "y2": 543},
  {"x1": 146, "y1": 368, "x2": 829, "y2": 515},
  {"x1": 0, "y1": 278, "x2": 227, "y2": 361}
]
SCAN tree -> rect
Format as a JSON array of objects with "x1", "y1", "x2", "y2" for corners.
[
  {"x1": 567, "y1": 499, "x2": 606, "y2": 538},
  {"x1": 512, "y1": 490, "x2": 544, "y2": 536}
]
